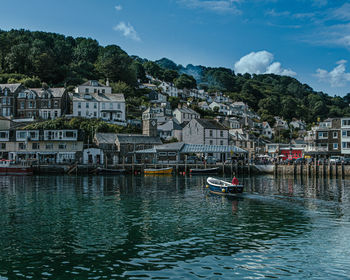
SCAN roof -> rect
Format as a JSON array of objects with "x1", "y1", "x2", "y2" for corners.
[
  {"x1": 135, "y1": 142, "x2": 247, "y2": 154},
  {"x1": 95, "y1": 133, "x2": 118, "y2": 144},
  {"x1": 0, "y1": 83, "x2": 22, "y2": 93},
  {"x1": 116, "y1": 134, "x2": 162, "y2": 145},
  {"x1": 157, "y1": 119, "x2": 182, "y2": 131},
  {"x1": 80, "y1": 80, "x2": 107, "y2": 87},
  {"x1": 195, "y1": 119, "x2": 228, "y2": 130},
  {"x1": 30, "y1": 88, "x2": 66, "y2": 98},
  {"x1": 174, "y1": 107, "x2": 200, "y2": 115},
  {"x1": 73, "y1": 92, "x2": 125, "y2": 102}
]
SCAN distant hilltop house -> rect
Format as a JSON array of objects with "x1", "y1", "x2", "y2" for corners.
[
  {"x1": 173, "y1": 106, "x2": 200, "y2": 124},
  {"x1": 262, "y1": 122, "x2": 273, "y2": 139},
  {"x1": 72, "y1": 80, "x2": 126, "y2": 125},
  {"x1": 159, "y1": 81, "x2": 181, "y2": 98},
  {"x1": 198, "y1": 101, "x2": 210, "y2": 111}
]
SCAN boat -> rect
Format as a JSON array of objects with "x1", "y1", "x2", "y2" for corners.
[
  {"x1": 206, "y1": 177, "x2": 243, "y2": 196},
  {"x1": 190, "y1": 167, "x2": 219, "y2": 174},
  {"x1": 94, "y1": 167, "x2": 126, "y2": 175},
  {"x1": 144, "y1": 167, "x2": 173, "y2": 175},
  {"x1": 0, "y1": 159, "x2": 33, "y2": 175}
]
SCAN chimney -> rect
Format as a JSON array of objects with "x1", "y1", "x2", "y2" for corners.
[{"x1": 106, "y1": 78, "x2": 110, "y2": 87}]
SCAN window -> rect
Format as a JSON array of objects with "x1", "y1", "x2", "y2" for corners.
[
  {"x1": 209, "y1": 140, "x2": 213, "y2": 145},
  {"x1": 102, "y1": 89, "x2": 105, "y2": 94},
  {"x1": 54, "y1": 111, "x2": 58, "y2": 117},
  {"x1": 86, "y1": 103, "x2": 89, "y2": 108},
  {"x1": 94, "y1": 89, "x2": 97, "y2": 93},
  {"x1": 102, "y1": 103, "x2": 105, "y2": 109},
  {"x1": 85, "y1": 88, "x2": 89, "y2": 93},
  {"x1": 318, "y1": 132, "x2": 328, "y2": 138},
  {"x1": 333, "y1": 132, "x2": 338, "y2": 138},
  {"x1": 46, "y1": 143, "x2": 53, "y2": 150},
  {"x1": 54, "y1": 101, "x2": 59, "y2": 108},
  {"x1": 0, "y1": 132, "x2": 8, "y2": 139},
  {"x1": 78, "y1": 111, "x2": 81, "y2": 116},
  {"x1": 20, "y1": 102, "x2": 24, "y2": 109},
  {"x1": 333, "y1": 143, "x2": 338, "y2": 150},
  {"x1": 78, "y1": 102, "x2": 81, "y2": 109},
  {"x1": 86, "y1": 111, "x2": 89, "y2": 116},
  {"x1": 220, "y1": 140, "x2": 223, "y2": 145},
  {"x1": 94, "y1": 112, "x2": 97, "y2": 117},
  {"x1": 18, "y1": 143, "x2": 26, "y2": 150},
  {"x1": 117, "y1": 103, "x2": 121, "y2": 109},
  {"x1": 94, "y1": 103, "x2": 97, "y2": 109},
  {"x1": 32, "y1": 143, "x2": 40, "y2": 150},
  {"x1": 209, "y1": 130, "x2": 213, "y2": 137},
  {"x1": 342, "y1": 119, "x2": 350, "y2": 126},
  {"x1": 342, "y1": 142, "x2": 350, "y2": 149},
  {"x1": 220, "y1": 131, "x2": 224, "y2": 137},
  {"x1": 342, "y1": 130, "x2": 350, "y2": 137},
  {"x1": 109, "y1": 103, "x2": 113, "y2": 109},
  {"x1": 0, "y1": 143, "x2": 6, "y2": 150},
  {"x1": 65, "y1": 131, "x2": 76, "y2": 138},
  {"x1": 58, "y1": 144, "x2": 66, "y2": 149},
  {"x1": 18, "y1": 131, "x2": 26, "y2": 139},
  {"x1": 2, "y1": 98, "x2": 6, "y2": 105}
]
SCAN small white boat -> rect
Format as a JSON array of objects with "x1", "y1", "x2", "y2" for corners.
[{"x1": 206, "y1": 177, "x2": 243, "y2": 196}]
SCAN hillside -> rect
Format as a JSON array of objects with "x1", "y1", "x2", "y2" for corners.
[{"x1": 0, "y1": 29, "x2": 349, "y2": 124}]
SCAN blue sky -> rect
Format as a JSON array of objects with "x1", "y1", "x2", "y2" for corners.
[{"x1": 1, "y1": 0, "x2": 350, "y2": 96}]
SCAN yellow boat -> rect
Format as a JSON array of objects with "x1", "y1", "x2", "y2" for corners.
[{"x1": 144, "y1": 167, "x2": 173, "y2": 175}]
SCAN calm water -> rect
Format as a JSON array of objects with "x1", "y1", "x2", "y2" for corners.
[{"x1": 0, "y1": 174, "x2": 350, "y2": 279}]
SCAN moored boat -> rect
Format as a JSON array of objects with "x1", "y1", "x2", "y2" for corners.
[
  {"x1": 144, "y1": 167, "x2": 173, "y2": 175},
  {"x1": 206, "y1": 177, "x2": 243, "y2": 196},
  {"x1": 0, "y1": 160, "x2": 33, "y2": 175},
  {"x1": 94, "y1": 167, "x2": 126, "y2": 174},
  {"x1": 190, "y1": 167, "x2": 219, "y2": 174}
]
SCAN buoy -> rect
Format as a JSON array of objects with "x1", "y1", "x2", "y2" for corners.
[
  {"x1": 206, "y1": 185, "x2": 209, "y2": 188},
  {"x1": 222, "y1": 188, "x2": 226, "y2": 193}
]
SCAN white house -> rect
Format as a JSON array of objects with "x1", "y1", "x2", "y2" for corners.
[
  {"x1": 209, "y1": 102, "x2": 231, "y2": 115},
  {"x1": 341, "y1": 118, "x2": 350, "y2": 155},
  {"x1": 159, "y1": 82, "x2": 181, "y2": 97},
  {"x1": 262, "y1": 122, "x2": 273, "y2": 139},
  {"x1": 173, "y1": 107, "x2": 200, "y2": 124},
  {"x1": 198, "y1": 101, "x2": 210, "y2": 111},
  {"x1": 73, "y1": 80, "x2": 125, "y2": 124},
  {"x1": 290, "y1": 119, "x2": 307, "y2": 131}
]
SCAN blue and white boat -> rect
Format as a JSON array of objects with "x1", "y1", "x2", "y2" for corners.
[{"x1": 206, "y1": 177, "x2": 244, "y2": 196}]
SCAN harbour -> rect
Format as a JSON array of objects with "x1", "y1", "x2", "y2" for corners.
[{"x1": 0, "y1": 174, "x2": 350, "y2": 279}]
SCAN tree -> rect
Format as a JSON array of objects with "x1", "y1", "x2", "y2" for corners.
[
  {"x1": 162, "y1": 69, "x2": 179, "y2": 83},
  {"x1": 174, "y1": 74, "x2": 197, "y2": 89}
]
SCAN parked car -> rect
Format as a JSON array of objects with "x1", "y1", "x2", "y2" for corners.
[
  {"x1": 186, "y1": 156, "x2": 199, "y2": 164},
  {"x1": 330, "y1": 156, "x2": 343, "y2": 164},
  {"x1": 205, "y1": 156, "x2": 217, "y2": 164},
  {"x1": 342, "y1": 158, "x2": 350, "y2": 165}
]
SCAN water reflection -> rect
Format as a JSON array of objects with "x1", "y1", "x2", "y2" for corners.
[{"x1": 0, "y1": 175, "x2": 349, "y2": 279}]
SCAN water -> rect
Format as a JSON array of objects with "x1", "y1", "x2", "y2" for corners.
[{"x1": 0, "y1": 175, "x2": 350, "y2": 279}]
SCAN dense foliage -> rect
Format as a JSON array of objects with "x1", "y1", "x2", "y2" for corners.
[
  {"x1": 23, "y1": 117, "x2": 141, "y2": 142},
  {"x1": 1, "y1": 29, "x2": 349, "y2": 125}
]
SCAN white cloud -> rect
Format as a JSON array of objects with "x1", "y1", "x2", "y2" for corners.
[
  {"x1": 114, "y1": 22, "x2": 141, "y2": 41},
  {"x1": 313, "y1": 0, "x2": 327, "y2": 7},
  {"x1": 234, "y1": 51, "x2": 296, "y2": 76},
  {"x1": 315, "y1": 60, "x2": 350, "y2": 87},
  {"x1": 179, "y1": 0, "x2": 241, "y2": 14},
  {"x1": 115, "y1": 5, "x2": 122, "y2": 11}
]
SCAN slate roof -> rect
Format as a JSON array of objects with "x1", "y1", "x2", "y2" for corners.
[
  {"x1": 135, "y1": 142, "x2": 247, "y2": 154},
  {"x1": 0, "y1": 83, "x2": 22, "y2": 93},
  {"x1": 116, "y1": 134, "x2": 162, "y2": 145},
  {"x1": 80, "y1": 80, "x2": 107, "y2": 87},
  {"x1": 95, "y1": 133, "x2": 118, "y2": 144},
  {"x1": 30, "y1": 88, "x2": 66, "y2": 98},
  {"x1": 157, "y1": 119, "x2": 183, "y2": 131},
  {"x1": 195, "y1": 119, "x2": 228, "y2": 130},
  {"x1": 73, "y1": 92, "x2": 125, "y2": 102},
  {"x1": 174, "y1": 107, "x2": 200, "y2": 115}
]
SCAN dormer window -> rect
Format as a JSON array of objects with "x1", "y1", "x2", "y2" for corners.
[{"x1": 85, "y1": 88, "x2": 89, "y2": 93}]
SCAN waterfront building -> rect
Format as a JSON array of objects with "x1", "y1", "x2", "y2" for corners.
[
  {"x1": 157, "y1": 119, "x2": 183, "y2": 141},
  {"x1": 94, "y1": 133, "x2": 118, "y2": 164},
  {"x1": 314, "y1": 118, "x2": 341, "y2": 156},
  {"x1": 0, "y1": 129, "x2": 84, "y2": 163},
  {"x1": 341, "y1": 117, "x2": 350, "y2": 155}
]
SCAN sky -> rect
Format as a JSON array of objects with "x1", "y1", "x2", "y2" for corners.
[{"x1": 0, "y1": 0, "x2": 350, "y2": 96}]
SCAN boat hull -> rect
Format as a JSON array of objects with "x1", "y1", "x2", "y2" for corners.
[
  {"x1": 190, "y1": 167, "x2": 219, "y2": 174},
  {"x1": 206, "y1": 177, "x2": 243, "y2": 196},
  {"x1": 144, "y1": 167, "x2": 173, "y2": 175},
  {"x1": 0, "y1": 167, "x2": 33, "y2": 175}
]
